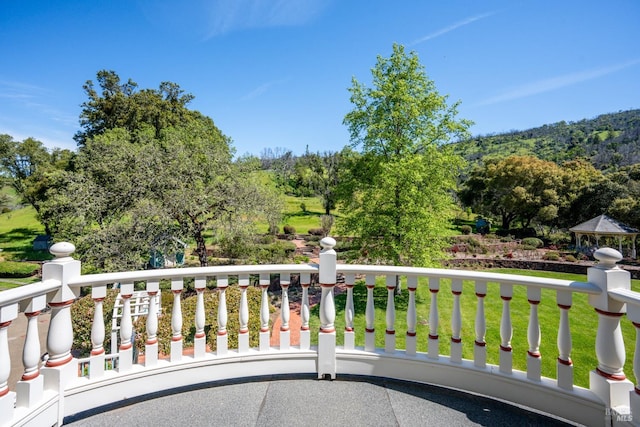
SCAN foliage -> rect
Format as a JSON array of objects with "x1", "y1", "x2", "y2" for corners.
[
  {"x1": 71, "y1": 289, "x2": 119, "y2": 357},
  {"x1": 283, "y1": 224, "x2": 296, "y2": 235},
  {"x1": 0, "y1": 261, "x2": 38, "y2": 277},
  {"x1": 542, "y1": 251, "x2": 560, "y2": 261},
  {"x1": 338, "y1": 44, "x2": 470, "y2": 267},
  {"x1": 133, "y1": 286, "x2": 262, "y2": 355},
  {"x1": 460, "y1": 225, "x2": 472, "y2": 235},
  {"x1": 521, "y1": 237, "x2": 544, "y2": 248},
  {"x1": 0, "y1": 135, "x2": 74, "y2": 234},
  {"x1": 43, "y1": 71, "x2": 282, "y2": 271},
  {"x1": 453, "y1": 109, "x2": 640, "y2": 168}
]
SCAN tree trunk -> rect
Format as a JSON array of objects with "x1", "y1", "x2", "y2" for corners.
[{"x1": 192, "y1": 220, "x2": 208, "y2": 267}]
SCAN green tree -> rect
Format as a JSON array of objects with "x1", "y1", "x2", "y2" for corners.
[
  {"x1": 460, "y1": 156, "x2": 568, "y2": 230},
  {"x1": 338, "y1": 44, "x2": 470, "y2": 267},
  {"x1": 46, "y1": 71, "x2": 283, "y2": 271},
  {"x1": 0, "y1": 134, "x2": 74, "y2": 234}
]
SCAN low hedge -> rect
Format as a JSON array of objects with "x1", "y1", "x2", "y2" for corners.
[{"x1": 0, "y1": 261, "x2": 39, "y2": 278}]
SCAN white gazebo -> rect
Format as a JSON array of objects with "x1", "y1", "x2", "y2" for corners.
[{"x1": 569, "y1": 214, "x2": 638, "y2": 258}]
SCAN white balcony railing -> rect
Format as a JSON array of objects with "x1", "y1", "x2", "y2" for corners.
[{"x1": 1, "y1": 238, "x2": 640, "y2": 426}]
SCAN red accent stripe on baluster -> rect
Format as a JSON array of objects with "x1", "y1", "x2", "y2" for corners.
[
  {"x1": 430, "y1": 289, "x2": 439, "y2": 293},
  {"x1": 408, "y1": 287, "x2": 417, "y2": 292},
  {"x1": 345, "y1": 327, "x2": 353, "y2": 332},
  {"x1": 451, "y1": 337, "x2": 462, "y2": 343},
  {"x1": 91, "y1": 348, "x2": 105, "y2": 356},
  {"x1": 217, "y1": 330, "x2": 228, "y2": 336},
  {"x1": 0, "y1": 321, "x2": 11, "y2": 328},
  {"x1": 146, "y1": 338, "x2": 158, "y2": 345},
  {"x1": 596, "y1": 367, "x2": 626, "y2": 381},
  {"x1": 500, "y1": 345, "x2": 512, "y2": 352},
  {"x1": 474, "y1": 340, "x2": 486, "y2": 347},
  {"x1": 46, "y1": 353, "x2": 73, "y2": 367},
  {"x1": 171, "y1": 336, "x2": 182, "y2": 342},
  {"x1": 320, "y1": 327, "x2": 335, "y2": 333},
  {"x1": 280, "y1": 326, "x2": 290, "y2": 332},
  {"x1": 633, "y1": 322, "x2": 640, "y2": 328},
  {"x1": 500, "y1": 296, "x2": 512, "y2": 301},
  {"x1": 386, "y1": 286, "x2": 395, "y2": 290},
  {"x1": 21, "y1": 371, "x2": 40, "y2": 381},
  {"x1": 527, "y1": 350, "x2": 541, "y2": 358},
  {"x1": 300, "y1": 326, "x2": 310, "y2": 331},
  {"x1": 594, "y1": 308, "x2": 625, "y2": 317},
  {"x1": 635, "y1": 386, "x2": 640, "y2": 395},
  {"x1": 475, "y1": 293, "x2": 486, "y2": 298},
  {"x1": 195, "y1": 332, "x2": 206, "y2": 338},
  {"x1": 0, "y1": 387, "x2": 9, "y2": 397},
  {"x1": 428, "y1": 334, "x2": 438, "y2": 340},
  {"x1": 528, "y1": 300, "x2": 540, "y2": 305},
  {"x1": 49, "y1": 300, "x2": 74, "y2": 308},
  {"x1": 120, "y1": 343, "x2": 132, "y2": 350},
  {"x1": 406, "y1": 331, "x2": 416, "y2": 337},
  {"x1": 260, "y1": 327, "x2": 269, "y2": 332},
  {"x1": 557, "y1": 357, "x2": 573, "y2": 366},
  {"x1": 386, "y1": 330, "x2": 395, "y2": 335},
  {"x1": 452, "y1": 291, "x2": 461, "y2": 295},
  {"x1": 320, "y1": 283, "x2": 335, "y2": 288},
  {"x1": 557, "y1": 304, "x2": 571, "y2": 310},
  {"x1": 365, "y1": 328, "x2": 374, "y2": 333}
]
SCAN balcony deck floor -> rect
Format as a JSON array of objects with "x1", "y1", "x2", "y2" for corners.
[{"x1": 63, "y1": 374, "x2": 581, "y2": 427}]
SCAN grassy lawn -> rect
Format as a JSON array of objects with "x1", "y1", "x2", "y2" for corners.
[
  {"x1": 311, "y1": 268, "x2": 640, "y2": 388},
  {"x1": 0, "y1": 204, "x2": 51, "y2": 262},
  {"x1": 280, "y1": 195, "x2": 336, "y2": 234}
]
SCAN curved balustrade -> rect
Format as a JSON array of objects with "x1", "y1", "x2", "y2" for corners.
[{"x1": 1, "y1": 240, "x2": 640, "y2": 426}]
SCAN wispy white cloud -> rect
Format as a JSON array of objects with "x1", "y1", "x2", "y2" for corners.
[
  {"x1": 409, "y1": 11, "x2": 497, "y2": 46},
  {"x1": 240, "y1": 78, "x2": 288, "y2": 101},
  {"x1": 477, "y1": 59, "x2": 640, "y2": 106},
  {"x1": 205, "y1": 0, "x2": 330, "y2": 38}
]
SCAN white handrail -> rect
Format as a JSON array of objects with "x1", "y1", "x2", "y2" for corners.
[{"x1": 336, "y1": 264, "x2": 601, "y2": 294}]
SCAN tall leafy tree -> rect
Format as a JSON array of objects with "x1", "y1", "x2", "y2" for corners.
[
  {"x1": 0, "y1": 134, "x2": 74, "y2": 234},
  {"x1": 46, "y1": 71, "x2": 281, "y2": 271},
  {"x1": 338, "y1": 44, "x2": 471, "y2": 266}
]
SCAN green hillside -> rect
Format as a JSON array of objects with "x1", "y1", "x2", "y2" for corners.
[{"x1": 453, "y1": 109, "x2": 640, "y2": 169}]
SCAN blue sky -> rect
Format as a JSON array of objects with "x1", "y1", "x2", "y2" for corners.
[{"x1": 1, "y1": 1, "x2": 639, "y2": 157}]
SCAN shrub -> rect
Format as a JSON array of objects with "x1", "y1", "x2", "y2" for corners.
[
  {"x1": 0, "y1": 261, "x2": 39, "y2": 278},
  {"x1": 460, "y1": 225, "x2": 472, "y2": 235},
  {"x1": 519, "y1": 244, "x2": 538, "y2": 251},
  {"x1": 71, "y1": 289, "x2": 119, "y2": 357},
  {"x1": 283, "y1": 224, "x2": 296, "y2": 235},
  {"x1": 543, "y1": 251, "x2": 560, "y2": 261},
  {"x1": 300, "y1": 202, "x2": 307, "y2": 212},
  {"x1": 133, "y1": 286, "x2": 263, "y2": 355},
  {"x1": 565, "y1": 254, "x2": 577, "y2": 262},
  {"x1": 308, "y1": 228, "x2": 324, "y2": 236},
  {"x1": 522, "y1": 237, "x2": 544, "y2": 248}
]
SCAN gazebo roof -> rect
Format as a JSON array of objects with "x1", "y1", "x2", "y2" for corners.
[{"x1": 569, "y1": 214, "x2": 638, "y2": 235}]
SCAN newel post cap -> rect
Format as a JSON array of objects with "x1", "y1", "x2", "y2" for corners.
[
  {"x1": 49, "y1": 242, "x2": 76, "y2": 260},
  {"x1": 594, "y1": 247, "x2": 622, "y2": 268},
  {"x1": 320, "y1": 236, "x2": 336, "y2": 251}
]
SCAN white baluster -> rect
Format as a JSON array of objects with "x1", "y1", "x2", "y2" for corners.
[
  {"x1": 527, "y1": 286, "x2": 541, "y2": 381},
  {"x1": 89, "y1": 285, "x2": 106, "y2": 379},
  {"x1": 344, "y1": 273, "x2": 355, "y2": 351},
  {"x1": 474, "y1": 281, "x2": 487, "y2": 368},
  {"x1": 217, "y1": 275, "x2": 228, "y2": 355},
  {"x1": 300, "y1": 272, "x2": 311, "y2": 350},
  {"x1": 385, "y1": 275, "x2": 396, "y2": 353},
  {"x1": 365, "y1": 274, "x2": 376, "y2": 352},
  {"x1": 450, "y1": 279, "x2": 463, "y2": 363},
  {"x1": 499, "y1": 283, "x2": 513, "y2": 374},
  {"x1": 145, "y1": 281, "x2": 159, "y2": 367},
  {"x1": 118, "y1": 282, "x2": 134, "y2": 372},
  {"x1": 194, "y1": 277, "x2": 207, "y2": 358},
  {"x1": 19, "y1": 294, "x2": 46, "y2": 389},
  {"x1": 631, "y1": 317, "x2": 640, "y2": 418},
  {"x1": 238, "y1": 274, "x2": 250, "y2": 353},
  {"x1": 556, "y1": 290, "x2": 573, "y2": 390},
  {"x1": 170, "y1": 279, "x2": 183, "y2": 362},
  {"x1": 428, "y1": 277, "x2": 439, "y2": 359},
  {"x1": 0, "y1": 311, "x2": 16, "y2": 417},
  {"x1": 279, "y1": 273, "x2": 291, "y2": 350},
  {"x1": 259, "y1": 273, "x2": 270, "y2": 351},
  {"x1": 406, "y1": 276, "x2": 417, "y2": 356}
]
